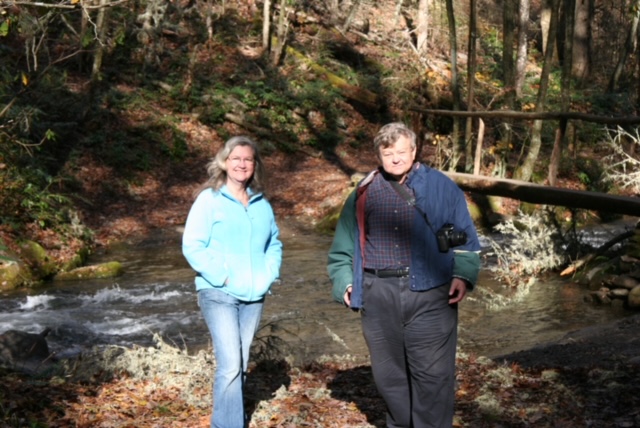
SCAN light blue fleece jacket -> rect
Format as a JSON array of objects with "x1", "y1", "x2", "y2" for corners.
[{"x1": 182, "y1": 186, "x2": 282, "y2": 302}]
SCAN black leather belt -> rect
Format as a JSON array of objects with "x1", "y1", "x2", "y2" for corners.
[{"x1": 364, "y1": 267, "x2": 410, "y2": 278}]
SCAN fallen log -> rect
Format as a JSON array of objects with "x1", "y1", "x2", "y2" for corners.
[
  {"x1": 560, "y1": 230, "x2": 635, "y2": 276},
  {"x1": 445, "y1": 172, "x2": 640, "y2": 218}
]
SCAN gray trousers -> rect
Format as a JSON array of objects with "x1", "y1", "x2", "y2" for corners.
[{"x1": 361, "y1": 272, "x2": 458, "y2": 428}]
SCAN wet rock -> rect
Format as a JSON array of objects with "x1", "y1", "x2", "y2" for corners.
[{"x1": 0, "y1": 328, "x2": 52, "y2": 373}]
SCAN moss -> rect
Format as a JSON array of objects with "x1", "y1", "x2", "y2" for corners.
[
  {"x1": 54, "y1": 261, "x2": 123, "y2": 281},
  {"x1": 0, "y1": 260, "x2": 30, "y2": 290},
  {"x1": 16, "y1": 240, "x2": 57, "y2": 279}
]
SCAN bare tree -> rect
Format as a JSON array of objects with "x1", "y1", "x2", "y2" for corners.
[
  {"x1": 445, "y1": 0, "x2": 462, "y2": 171},
  {"x1": 263, "y1": 0, "x2": 271, "y2": 50},
  {"x1": 515, "y1": 0, "x2": 530, "y2": 98},
  {"x1": 514, "y1": 0, "x2": 560, "y2": 182},
  {"x1": 547, "y1": 0, "x2": 575, "y2": 186},
  {"x1": 608, "y1": 0, "x2": 640, "y2": 93},
  {"x1": 417, "y1": 0, "x2": 429, "y2": 55},
  {"x1": 572, "y1": 0, "x2": 593, "y2": 83},
  {"x1": 464, "y1": 0, "x2": 478, "y2": 172}
]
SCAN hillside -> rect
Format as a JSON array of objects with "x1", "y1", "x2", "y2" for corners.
[{"x1": 3, "y1": 0, "x2": 637, "y2": 260}]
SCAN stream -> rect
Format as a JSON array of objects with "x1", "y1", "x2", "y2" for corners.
[{"x1": 0, "y1": 222, "x2": 636, "y2": 364}]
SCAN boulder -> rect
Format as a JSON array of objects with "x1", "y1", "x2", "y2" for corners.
[
  {"x1": 0, "y1": 259, "x2": 29, "y2": 290},
  {"x1": 628, "y1": 285, "x2": 640, "y2": 309},
  {"x1": 17, "y1": 240, "x2": 57, "y2": 279},
  {"x1": 0, "y1": 328, "x2": 52, "y2": 373},
  {"x1": 54, "y1": 261, "x2": 124, "y2": 281}
]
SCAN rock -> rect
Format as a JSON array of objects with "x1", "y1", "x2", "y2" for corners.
[
  {"x1": 626, "y1": 267, "x2": 640, "y2": 281},
  {"x1": 17, "y1": 240, "x2": 57, "y2": 279},
  {"x1": 610, "y1": 275, "x2": 640, "y2": 290},
  {"x1": 609, "y1": 288, "x2": 630, "y2": 299},
  {"x1": 590, "y1": 289, "x2": 612, "y2": 305},
  {"x1": 627, "y1": 285, "x2": 640, "y2": 309},
  {"x1": 0, "y1": 328, "x2": 53, "y2": 373},
  {"x1": 54, "y1": 261, "x2": 124, "y2": 281},
  {"x1": 0, "y1": 259, "x2": 30, "y2": 291}
]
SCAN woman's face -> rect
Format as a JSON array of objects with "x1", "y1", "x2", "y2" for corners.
[{"x1": 225, "y1": 145, "x2": 256, "y2": 186}]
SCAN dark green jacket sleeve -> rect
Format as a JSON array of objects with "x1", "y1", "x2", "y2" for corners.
[
  {"x1": 327, "y1": 190, "x2": 357, "y2": 303},
  {"x1": 453, "y1": 250, "x2": 481, "y2": 291}
]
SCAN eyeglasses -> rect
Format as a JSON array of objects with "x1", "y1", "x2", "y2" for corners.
[{"x1": 228, "y1": 157, "x2": 255, "y2": 164}]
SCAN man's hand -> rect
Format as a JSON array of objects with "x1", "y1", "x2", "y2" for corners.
[
  {"x1": 448, "y1": 278, "x2": 468, "y2": 304},
  {"x1": 344, "y1": 285, "x2": 353, "y2": 306}
]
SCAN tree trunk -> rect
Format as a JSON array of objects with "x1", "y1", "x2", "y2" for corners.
[
  {"x1": 548, "y1": 0, "x2": 574, "y2": 186},
  {"x1": 540, "y1": 0, "x2": 558, "y2": 61},
  {"x1": 341, "y1": 0, "x2": 362, "y2": 33},
  {"x1": 445, "y1": 0, "x2": 462, "y2": 171},
  {"x1": 548, "y1": 118, "x2": 567, "y2": 185},
  {"x1": 571, "y1": 0, "x2": 592, "y2": 82},
  {"x1": 417, "y1": 0, "x2": 429, "y2": 54},
  {"x1": 608, "y1": 2, "x2": 640, "y2": 93},
  {"x1": 263, "y1": 0, "x2": 271, "y2": 50},
  {"x1": 515, "y1": 0, "x2": 530, "y2": 98},
  {"x1": 500, "y1": 0, "x2": 516, "y2": 177},
  {"x1": 90, "y1": 0, "x2": 109, "y2": 84},
  {"x1": 464, "y1": 0, "x2": 478, "y2": 172},
  {"x1": 272, "y1": 0, "x2": 289, "y2": 66},
  {"x1": 394, "y1": 0, "x2": 404, "y2": 27},
  {"x1": 514, "y1": 0, "x2": 559, "y2": 182},
  {"x1": 502, "y1": 0, "x2": 516, "y2": 103}
]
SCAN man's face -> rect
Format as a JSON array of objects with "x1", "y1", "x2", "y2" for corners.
[{"x1": 378, "y1": 136, "x2": 416, "y2": 180}]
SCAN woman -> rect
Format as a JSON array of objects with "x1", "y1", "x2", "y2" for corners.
[{"x1": 182, "y1": 136, "x2": 282, "y2": 428}]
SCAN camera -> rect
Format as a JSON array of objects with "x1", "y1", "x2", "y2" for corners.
[{"x1": 436, "y1": 224, "x2": 467, "y2": 252}]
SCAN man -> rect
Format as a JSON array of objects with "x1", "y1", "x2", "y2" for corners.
[{"x1": 327, "y1": 122, "x2": 481, "y2": 428}]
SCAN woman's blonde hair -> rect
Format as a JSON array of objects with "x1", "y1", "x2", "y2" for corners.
[{"x1": 194, "y1": 136, "x2": 266, "y2": 198}]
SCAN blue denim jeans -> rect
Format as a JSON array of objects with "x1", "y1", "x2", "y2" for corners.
[{"x1": 198, "y1": 288, "x2": 264, "y2": 428}]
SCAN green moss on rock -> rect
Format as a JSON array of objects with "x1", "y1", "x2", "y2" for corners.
[
  {"x1": 54, "y1": 261, "x2": 124, "y2": 281},
  {"x1": 17, "y1": 240, "x2": 57, "y2": 279}
]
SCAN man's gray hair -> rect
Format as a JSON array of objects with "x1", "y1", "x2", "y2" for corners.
[{"x1": 373, "y1": 122, "x2": 417, "y2": 152}]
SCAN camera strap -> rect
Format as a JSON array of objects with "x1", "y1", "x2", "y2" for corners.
[{"x1": 387, "y1": 179, "x2": 436, "y2": 232}]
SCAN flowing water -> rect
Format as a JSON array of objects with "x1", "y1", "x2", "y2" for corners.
[{"x1": 0, "y1": 222, "x2": 636, "y2": 363}]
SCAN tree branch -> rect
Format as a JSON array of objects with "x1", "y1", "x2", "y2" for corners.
[{"x1": 3, "y1": 0, "x2": 130, "y2": 10}]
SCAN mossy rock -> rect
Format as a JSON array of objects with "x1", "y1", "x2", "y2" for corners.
[
  {"x1": 54, "y1": 261, "x2": 124, "y2": 281},
  {"x1": 314, "y1": 207, "x2": 342, "y2": 235},
  {"x1": 16, "y1": 240, "x2": 57, "y2": 279},
  {"x1": 0, "y1": 260, "x2": 31, "y2": 291},
  {"x1": 61, "y1": 247, "x2": 91, "y2": 272}
]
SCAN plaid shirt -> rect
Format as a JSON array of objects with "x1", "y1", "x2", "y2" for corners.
[{"x1": 364, "y1": 172, "x2": 413, "y2": 269}]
